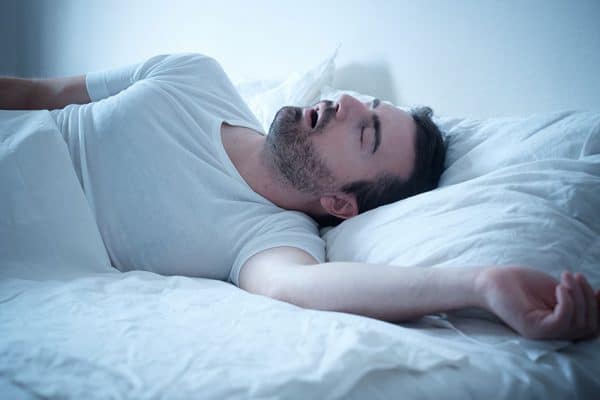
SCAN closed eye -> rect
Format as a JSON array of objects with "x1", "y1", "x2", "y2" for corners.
[{"x1": 360, "y1": 127, "x2": 364, "y2": 146}]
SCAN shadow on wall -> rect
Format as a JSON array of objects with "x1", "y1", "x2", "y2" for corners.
[{"x1": 333, "y1": 62, "x2": 400, "y2": 105}]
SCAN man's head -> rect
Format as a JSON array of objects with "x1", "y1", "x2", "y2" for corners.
[{"x1": 264, "y1": 94, "x2": 446, "y2": 226}]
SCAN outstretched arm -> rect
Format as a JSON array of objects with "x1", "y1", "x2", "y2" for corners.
[
  {"x1": 239, "y1": 246, "x2": 599, "y2": 340},
  {"x1": 0, "y1": 75, "x2": 90, "y2": 110}
]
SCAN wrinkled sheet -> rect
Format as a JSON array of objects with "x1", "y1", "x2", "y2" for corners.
[{"x1": 1, "y1": 272, "x2": 599, "y2": 399}]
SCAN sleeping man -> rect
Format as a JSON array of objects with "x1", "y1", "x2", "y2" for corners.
[{"x1": 1, "y1": 53, "x2": 598, "y2": 341}]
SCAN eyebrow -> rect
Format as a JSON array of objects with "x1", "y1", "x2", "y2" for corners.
[{"x1": 372, "y1": 114, "x2": 381, "y2": 154}]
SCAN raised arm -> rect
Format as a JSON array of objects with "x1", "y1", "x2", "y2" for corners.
[
  {"x1": 0, "y1": 75, "x2": 90, "y2": 110},
  {"x1": 1, "y1": 53, "x2": 216, "y2": 111},
  {"x1": 239, "y1": 246, "x2": 600, "y2": 340}
]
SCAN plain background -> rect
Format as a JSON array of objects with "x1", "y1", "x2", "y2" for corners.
[{"x1": 2, "y1": 0, "x2": 599, "y2": 118}]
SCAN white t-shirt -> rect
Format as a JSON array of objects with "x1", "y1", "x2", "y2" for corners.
[{"x1": 50, "y1": 53, "x2": 325, "y2": 286}]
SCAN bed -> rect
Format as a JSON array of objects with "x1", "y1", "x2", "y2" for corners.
[{"x1": 1, "y1": 54, "x2": 599, "y2": 399}]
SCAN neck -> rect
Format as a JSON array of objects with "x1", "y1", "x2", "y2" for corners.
[{"x1": 220, "y1": 124, "x2": 323, "y2": 216}]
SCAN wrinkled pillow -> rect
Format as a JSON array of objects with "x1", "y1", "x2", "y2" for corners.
[
  {"x1": 0, "y1": 110, "x2": 113, "y2": 280},
  {"x1": 320, "y1": 85, "x2": 378, "y2": 104},
  {"x1": 236, "y1": 51, "x2": 337, "y2": 132}
]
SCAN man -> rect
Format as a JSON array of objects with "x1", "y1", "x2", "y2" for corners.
[{"x1": 1, "y1": 53, "x2": 598, "y2": 340}]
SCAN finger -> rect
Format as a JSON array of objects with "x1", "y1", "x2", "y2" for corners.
[
  {"x1": 564, "y1": 272, "x2": 586, "y2": 331},
  {"x1": 576, "y1": 274, "x2": 597, "y2": 336},
  {"x1": 560, "y1": 273, "x2": 574, "y2": 328},
  {"x1": 543, "y1": 284, "x2": 574, "y2": 338}
]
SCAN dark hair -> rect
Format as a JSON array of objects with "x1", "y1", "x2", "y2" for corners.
[{"x1": 315, "y1": 106, "x2": 446, "y2": 227}]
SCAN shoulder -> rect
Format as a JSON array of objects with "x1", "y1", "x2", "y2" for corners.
[
  {"x1": 135, "y1": 53, "x2": 227, "y2": 85},
  {"x1": 168, "y1": 53, "x2": 224, "y2": 73},
  {"x1": 248, "y1": 209, "x2": 325, "y2": 256},
  {"x1": 260, "y1": 209, "x2": 321, "y2": 234},
  {"x1": 148, "y1": 52, "x2": 221, "y2": 69}
]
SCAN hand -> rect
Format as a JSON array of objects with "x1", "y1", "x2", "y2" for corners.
[{"x1": 477, "y1": 266, "x2": 599, "y2": 340}]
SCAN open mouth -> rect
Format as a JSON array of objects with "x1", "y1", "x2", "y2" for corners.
[
  {"x1": 310, "y1": 109, "x2": 318, "y2": 128},
  {"x1": 305, "y1": 107, "x2": 319, "y2": 129},
  {"x1": 306, "y1": 101, "x2": 338, "y2": 130}
]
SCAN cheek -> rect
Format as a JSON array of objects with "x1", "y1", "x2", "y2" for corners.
[{"x1": 314, "y1": 138, "x2": 366, "y2": 183}]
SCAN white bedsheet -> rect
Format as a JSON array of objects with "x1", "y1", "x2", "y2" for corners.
[{"x1": 1, "y1": 272, "x2": 598, "y2": 399}]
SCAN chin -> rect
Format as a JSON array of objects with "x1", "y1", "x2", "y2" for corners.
[{"x1": 268, "y1": 106, "x2": 302, "y2": 137}]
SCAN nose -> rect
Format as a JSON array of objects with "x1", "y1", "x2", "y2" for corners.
[{"x1": 336, "y1": 94, "x2": 367, "y2": 122}]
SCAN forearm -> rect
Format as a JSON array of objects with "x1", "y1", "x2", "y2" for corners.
[
  {"x1": 0, "y1": 75, "x2": 90, "y2": 110},
  {"x1": 0, "y1": 77, "x2": 38, "y2": 109},
  {"x1": 277, "y1": 262, "x2": 488, "y2": 322}
]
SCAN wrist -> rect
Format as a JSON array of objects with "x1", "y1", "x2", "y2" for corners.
[
  {"x1": 472, "y1": 266, "x2": 495, "y2": 311},
  {"x1": 436, "y1": 266, "x2": 492, "y2": 312}
]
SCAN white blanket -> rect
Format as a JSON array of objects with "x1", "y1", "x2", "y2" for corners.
[{"x1": 0, "y1": 110, "x2": 111, "y2": 280}]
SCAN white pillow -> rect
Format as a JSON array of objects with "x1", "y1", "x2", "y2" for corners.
[
  {"x1": 0, "y1": 110, "x2": 113, "y2": 280},
  {"x1": 320, "y1": 85, "x2": 378, "y2": 104},
  {"x1": 236, "y1": 51, "x2": 337, "y2": 133},
  {"x1": 320, "y1": 88, "x2": 600, "y2": 287}
]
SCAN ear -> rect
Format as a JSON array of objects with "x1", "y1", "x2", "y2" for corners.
[{"x1": 319, "y1": 192, "x2": 358, "y2": 220}]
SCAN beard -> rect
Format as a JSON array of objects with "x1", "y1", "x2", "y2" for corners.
[{"x1": 264, "y1": 106, "x2": 335, "y2": 194}]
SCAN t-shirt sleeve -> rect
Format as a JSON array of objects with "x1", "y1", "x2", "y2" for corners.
[
  {"x1": 85, "y1": 53, "x2": 219, "y2": 102},
  {"x1": 228, "y1": 212, "x2": 326, "y2": 287}
]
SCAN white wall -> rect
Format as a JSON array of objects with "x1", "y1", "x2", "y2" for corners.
[
  {"x1": 0, "y1": 0, "x2": 19, "y2": 76},
  {"x1": 10, "y1": 0, "x2": 600, "y2": 118}
]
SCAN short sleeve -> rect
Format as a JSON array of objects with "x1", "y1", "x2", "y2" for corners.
[
  {"x1": 228, "y1": 212, "x2": 326, "y2": 287},
  {"x1": 85, "y1": 53, "x2": 218, "y2": 102}
]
